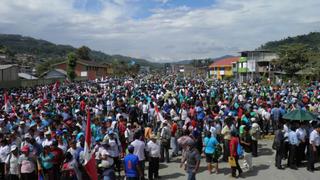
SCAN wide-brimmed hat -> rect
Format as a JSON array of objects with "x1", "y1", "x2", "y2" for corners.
[{"x1": 10, "y1": 145, "x2": 17, "y2": 152}]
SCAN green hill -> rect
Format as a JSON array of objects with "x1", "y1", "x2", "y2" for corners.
[
  {"x1": 258, "y1": 32, "x2": 320, "y2": 52},
  {"x1": 0, "y1": 34, "x2": 160, "y2": 68}
]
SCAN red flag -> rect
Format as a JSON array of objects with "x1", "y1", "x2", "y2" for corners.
[
  {"x1": 153, "y1": 102, "x2": 165, "y2": 122},
  {"x1": 83, "y1": 110, "x2": 98, "y2": 180},
  {"x1": 52, "y1": 81, "x2": 60, "y2": 95},
  {"x1": 4, "y1": 92, "x2": 11, "y2": 113}
]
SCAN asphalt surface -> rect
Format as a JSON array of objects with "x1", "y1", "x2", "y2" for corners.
[{"x1": 150, "y1": 139, "x2": 319, "y2": 180}]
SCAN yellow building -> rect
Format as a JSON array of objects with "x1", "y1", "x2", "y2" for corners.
[{"x1": 209, "y1": 57, "x2": 239, "y2": 80}]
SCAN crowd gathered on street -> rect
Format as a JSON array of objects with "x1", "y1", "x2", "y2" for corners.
[{"x1": 0, "y1": 75, "x2": 320, "y2": 180}]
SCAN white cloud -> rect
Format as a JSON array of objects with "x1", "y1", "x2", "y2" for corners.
[
  {"x1": 0, "y1": 0, "x2": 319, "y2": 62},
  {"x1": 154, "y1": 0, "x2": 171, "y2": 4}
]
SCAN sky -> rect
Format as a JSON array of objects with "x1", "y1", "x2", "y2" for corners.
[{"x1": 0, "y1": 0, "x2": 320, "y2": 62}]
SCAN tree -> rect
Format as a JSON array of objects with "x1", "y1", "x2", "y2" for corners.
[
  {"x1": 67, "y1": 52, "x2": 77, "y2": 81},
  {"x1": 76, "y1": 46, "x2": 91, "y2": 60},
  {"x1": 277, "y1": 44, "x2": 310, "y2": 77}
]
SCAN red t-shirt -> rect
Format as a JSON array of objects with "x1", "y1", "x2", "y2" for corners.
[
  {"x1": 171, "y1": 123, "x2": 178, "y2": 136},
  {"x1": 51, "y1": 147, "x2": 64, "y2": 165},
  {"x1": 229, "y1": 137, "x2": 239, "y2": 157}
]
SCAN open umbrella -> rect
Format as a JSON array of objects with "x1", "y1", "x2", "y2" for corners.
[
  {"x1": 282, "y1": 109, "x2": 317, "y2": 121},
  {"x1": 177, "y1": 135, "x2": 194, "y2": 146}
]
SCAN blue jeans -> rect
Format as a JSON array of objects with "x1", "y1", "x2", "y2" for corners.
[{"x1": 187, "y1": 171, "x2": 196, "y2": 180}]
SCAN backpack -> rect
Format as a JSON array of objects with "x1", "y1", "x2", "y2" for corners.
[
  {"x1": 214, "y1": 144, "x2": 222, "y2": 159},
  {"x1": 237, "y1": 143, "x2": 244, "y2": 158}
]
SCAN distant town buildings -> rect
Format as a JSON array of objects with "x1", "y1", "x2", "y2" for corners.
[
  {"x1": 52, "y1": 60, "x2": 112, "y2": 80},
  {"x1": 209, "y1": 57, "x2": 240, "y2": 80},
  {"x1": 40, "y1": 69, "x2": 67, "y2": 79},
  {"x1": 235, "y1": 50, "x2": 278, "y2": 82}
]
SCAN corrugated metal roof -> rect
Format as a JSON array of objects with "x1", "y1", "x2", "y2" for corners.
[
  {"x1": 0, "y1": 64, "x2": 18, "y2": 70},
  {"x1": 18, "y1": 73, "x2": 38, "y2": 79},
  {"x1": 209, "y1": 57, "x2": 240, "y2": 68}
]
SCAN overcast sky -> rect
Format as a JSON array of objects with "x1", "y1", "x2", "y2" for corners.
[{"x1": 0, "y1": 0, "x2": 319, "y2": 62}]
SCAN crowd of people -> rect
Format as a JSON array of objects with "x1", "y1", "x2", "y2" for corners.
[{"x1": 0, "y1": 75, "x2": 319, "y2": 180}]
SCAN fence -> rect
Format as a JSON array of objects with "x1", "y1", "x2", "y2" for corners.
[
  {"x1": 0, "y1": 78, "x2": 65, "y2": 88},
  {"x1": 0, "y1": 77, "x2": 87, "y2": 88}
]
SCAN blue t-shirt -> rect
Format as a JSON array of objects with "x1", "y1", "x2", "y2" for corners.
[
  {"x1": 40, "y1": 152, "x2": 54, "y2": 169},
  {"x1": 204, "y1": 137, "x2": 218, "y2": 154},
  {"x1": 124, "y1": 154, "x2": 139, "y2": 177}
]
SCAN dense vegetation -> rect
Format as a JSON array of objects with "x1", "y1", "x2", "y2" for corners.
[
  {"x1": 259, "y1": 32, "x2": 320, "y2": 52},
  {"x1": 0, "y1": 34, "x2": 161, "y2": 75},
  {"x1": 258, "y1": 32, "x2": 320, "y2": 79}
]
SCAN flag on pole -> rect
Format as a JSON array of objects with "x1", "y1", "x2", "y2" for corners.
[
  {"x1": 4, "y1": 92, "x2": 12, "y2": 113},
  {"x1": 154, "y1": 102, "x2": 165, "y2": 122},
  {"x1": 83, "y1": 110, "x2": 98, "y2": 180},
  {"x1": 52, "y1": 81, "x2": 60, "y2": 94}
]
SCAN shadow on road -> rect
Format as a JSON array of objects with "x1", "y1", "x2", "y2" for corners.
[
  {"x1": 259, "y1": 147, "x2": 274, "y2": 156},
  {"x1": 161, "y1": 172, "x2": 185, "y2": 179},
  {"x1": 243, "y1": 164, "x2": 270, "y2": 177}
]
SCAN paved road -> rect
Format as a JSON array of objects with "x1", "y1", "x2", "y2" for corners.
[{"x1": 149, "y1": 139, "x2": 319, "y2": 180}]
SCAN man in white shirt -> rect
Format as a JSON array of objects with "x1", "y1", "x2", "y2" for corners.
[
  {"x1": 5, "y1": 145, "x2": 19, "y2": 180},
  {"x1": 125, "y1": 123, "x2": 134, "y2": 144},
  {"x1": 142, "y1": 100, "x2": 149, "y2": 124},
  {"x1": 42, "y1": 131, "x2": 53, "y2": 147},
  {"x1": 307, "y1": 124, "x2": 320, "y2": 172},
  {"x1": 0, "y1": 139, "x2": 10, "y2": 179},
  {"x1": 147, "y1": 135, "x2": 161, "y2": 180},
  {"x1": 296, "y1": 123, "x2": 307, "y2": 166},
  {"x1": 131, "y1": 133, "x2": 146, "y2": 180}
]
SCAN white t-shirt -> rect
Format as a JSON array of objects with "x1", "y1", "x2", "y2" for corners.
[
  {"x1": 67, "y1": 148, "x2": 77, "y2": 160},
  {"x1": 147, "y1": 140, "x2": 160, "y2": 158},
  {"x1": 42, "y1": 139, "x2": 53, "y2": 147},
  {"x1": 309, "y1": 130, "x2": 320, "y2": 146},
  {"x1": 131, "y1": 140, "x2": 146, "y2": 161},
  {"x1": 296, "y1": 128, "x2": 307, "y2": 142},
  {"x1": 180, "y1": 109, "x2": 188, "y2": 121},
  {"x1": 0, "y1": 145, "x2": 10, "y2": 162},
  {"x1": 142, "y1": 104, "x2": 149, "y2": 114},
  {"x1": 5, "y1": 154, "x2": 19, "y2": 175},
  {"x1": 107, "y1": 139, "x2": 120, "y2": 158},
  {"x1": 209, "y1": 126, "x2": 217, "y2": 138}
]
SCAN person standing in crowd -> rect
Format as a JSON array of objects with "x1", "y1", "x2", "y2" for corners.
[
  {"x1": 181, "y1": 142, "x2": 201, "y2": 180},
  {"x1": 307, "y1": 124, "x2": 320, "y2": 172},
  {"x1": 105, "y1": 130, "x2": 121, "y2": 178},
  {"x1": 287, "y1": 126, "x2": 298, "y2": 169},
  {"x1": 144, "y1": 123, "x2": 153, "y2": 141},
  {"x1": 296, "y1": 122, "x2": 307, "y2": 167},
  {"x1": 221, "y1": 119, "x2": 231, "y2": 162},
  {"x1": 18, "y1": 145, "x2": 36, "y2": 180},
  {"x1": 203, "y1": 131, "x2": 219, "y2": 174},
  {"x1": 124, "y1": 145, "x2": 143, "y2": 180},
  {"x1": 146, "y1": 134, "x2": 161, "y2": 180},
  {"x1": 160, "y1": 122, "x2": 171, "y2": 163},
  {"x1": 125, "y1": 123, "x2": 134, "y2": 145},
  {"x1": 229, "y1": 131, "x2": 242, "y2": 178},
  {"x1": 241, "y1": 126, "x2": 253, "y2": 171},
  {"x1": 274, "y1": 124, "x2": 285, "y2": 169},
  {"x1": 61, "y1": 152, "x2": 78, "y2": 180},
  {"x1": 0, "y1": 139, "x2": 10, "y2": 179},
  {"x1": 250, "y1": 118, "x2": 260, "y2": 157},
  {"x1": 271, "y1": 104, "x2": 281, "y2": 134},
  {"x1": 171, "y1": 119, "x2": 179, "y2": 157},
  {"x1": 4, "y1": 145, "x2": 19, "y2": 180},
  {"x1": 50, "y1": 141, "x2": 64, "y2": 180},
  {"x1": 40, "y1": 146, "x2": 54, "y2": 180},
  {"x1": 131, "y1": 133, "x2": 146, "y2": 180},
  {"x1": 97, "y1": 145, "x2": 114, "y2": 180}
]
